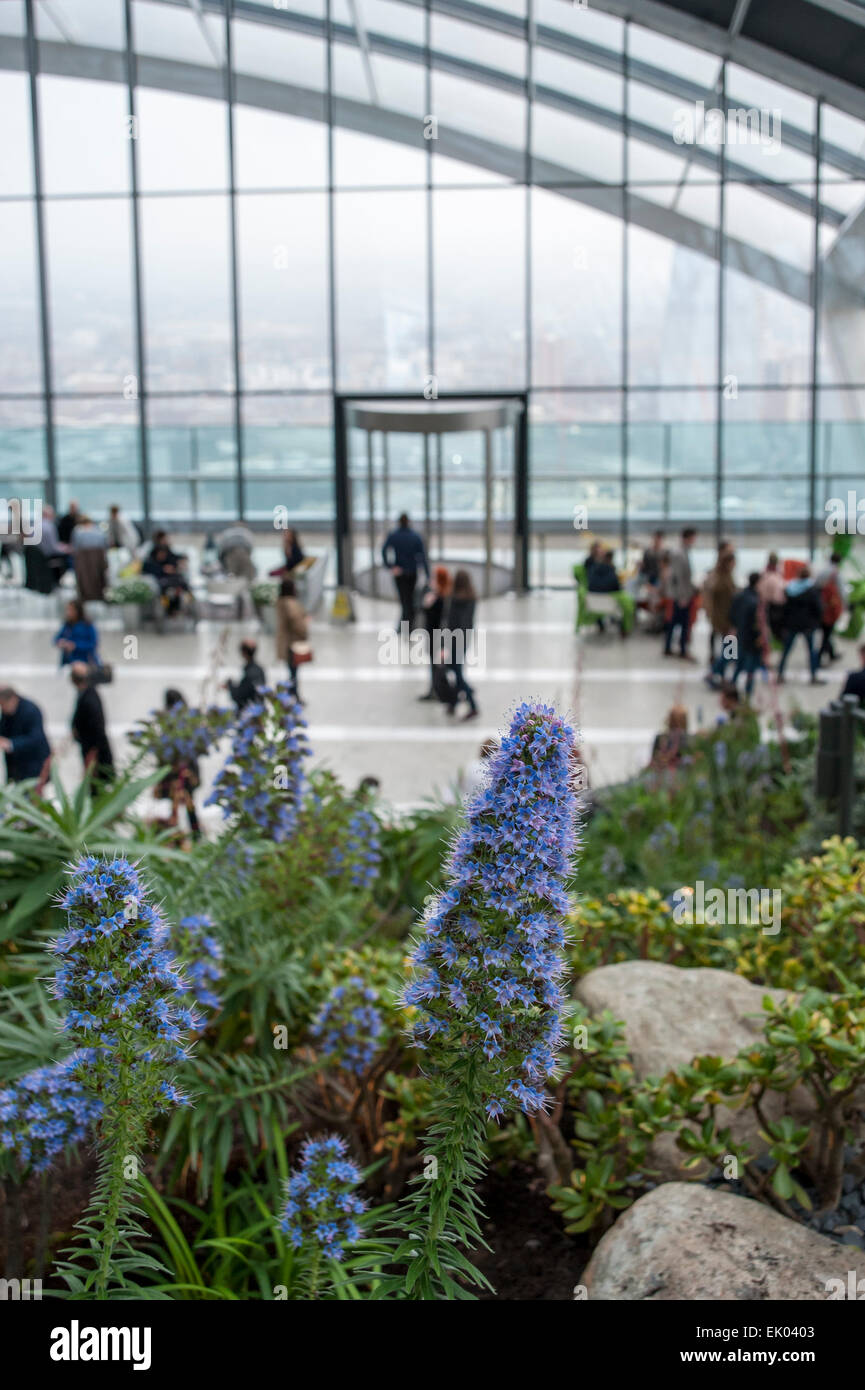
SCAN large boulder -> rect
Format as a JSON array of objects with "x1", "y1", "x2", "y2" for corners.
[
  {"x1": 574, "y1": 961, "x2": 809, "y2": 1178},
  {"x1": 583, "y1": 1183, "x2": 865, "y2": 1300}
]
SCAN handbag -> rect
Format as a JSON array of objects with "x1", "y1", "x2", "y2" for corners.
[
  {"x1": 88, "y1": 656, "x2": 114, "y2": 685},
  {"x1": 290, "y1": 641, "x2": 313, "y2": 665}
]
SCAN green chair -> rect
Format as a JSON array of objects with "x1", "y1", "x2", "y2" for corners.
[{"x1": 573, "y1": 564, "x2": 636, "y2": 636}]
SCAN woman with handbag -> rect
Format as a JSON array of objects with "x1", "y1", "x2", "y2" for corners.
[{"x1": 275, "y1": 578, "x2": 311, "y2": 699}]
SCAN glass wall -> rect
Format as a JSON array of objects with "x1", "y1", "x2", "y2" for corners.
[{"x1": 1, "y1": 0, "x2": 864, "y2": 575}]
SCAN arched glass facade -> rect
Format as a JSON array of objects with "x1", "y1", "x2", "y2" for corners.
[{"x1": 2, "y1": 0, "x2": 865, "y2": 576}]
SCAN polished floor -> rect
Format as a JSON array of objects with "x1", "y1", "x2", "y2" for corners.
[{"x1": 1, "y1": 564, "x2": 855, "y2": 822}]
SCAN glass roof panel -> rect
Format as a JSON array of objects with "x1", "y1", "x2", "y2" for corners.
[
  {"x1": 725, "y1": 182, "x2": 815, "y2": 271},
  {"x1": 629, "y1": 22, "x2": 721, "y2": 90},
  {"x1": 432, "y1": 14, "x2": 526, "y2": 78},
  {"x1": 532, "y1": 105, "x2": 623, "y2": 183},
  {"x1": 534, "y1": 47, "x2": 623, "y2": 114},
  {"x1": 726, "y1": 63, "x2": 815, "y2": 136},
  {"x1": 232, "y1": 15, "x2": 326, "y2": 90},
  {"x1": 0, "y1": 2, "x2": 24, "y2": 38},
  {"x1": 37, "y1": 0, "x2": 125, "y2": 49},
  {"x1": 535, "y1": 0, "x2": 623, "y2": 53},
  {"x1": 133, "y1": 0, "x2": 222, "y2": 66}
]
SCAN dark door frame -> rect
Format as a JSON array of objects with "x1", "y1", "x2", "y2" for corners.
[{"x1": 333, "y1": 390, "x2": 530, "y2": 593}]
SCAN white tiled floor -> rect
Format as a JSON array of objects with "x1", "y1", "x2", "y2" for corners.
[{"x1": 0, "y1": 578, "x2": 854, "y2": 812}]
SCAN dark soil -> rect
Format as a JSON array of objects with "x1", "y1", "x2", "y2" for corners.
[
  {"x1": 1, "y1": 1152, "x2": 98, "y2": 1282},
  {"x1": 474, "y1": 1161, "x2": 590, "y2": 1301}
]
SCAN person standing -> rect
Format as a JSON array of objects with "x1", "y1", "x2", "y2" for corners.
[
  {"x1": 418, "y1": 564, "x2": 452, "y2": 701},
  {"x1": 225, "y1": 639, "x2": 266, "y2": 711},
  {"x1": 69, "y1": 663, "x2": 114, "y2": 784},
  {"x1": 703, "y1": 550, "x2": 738, "y2": 685},
  {"x1": 382, "y1": 513, "x2": 428, "y2": 628},
  {"x1": 106, "y1": 504, "x2": 140, "y2": 555},
  {"x1": 777, "y1": 566, "x2": 826, "y2": 685},
  {"x1": 0, "y1": 686, "x2": 52, "y2": 788},
  {"x1": 54, "y1": 599, "x2": 100, "y2": 668},
  {"x1": 57, "y1": 500, "x2": 80, "y2": 546},
  {"x1": 664, "y1": 527, "x2": 698, "y2": 660},
  {"x1": 814, "y1": 553, "x2": 846, "y2": 667},
  {"x1": 730, "y1": 572, "x2": 767, "y2": 697},
  {"x1": 442, "y1": 568, "x2": 479, "y2": 721},
  {"x1": 275, "y1": 578, "x2": 310, "y2": 698},
  {"x1": 71, "y1": 516, "x2": 108, "y2": 602},
  {"x1": 639, "y1": 531, "x2": 666, "y2": 588}
]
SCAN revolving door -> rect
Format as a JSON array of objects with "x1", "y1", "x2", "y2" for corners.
[{"x1": 335, "y1": 396, "x2": 528, "y2": 598}]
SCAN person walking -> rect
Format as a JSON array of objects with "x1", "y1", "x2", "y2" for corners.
[
  {"x1": 69, "y1": 663, "x2": 114, "y2": 784},
  {"x1": 777, "y1": 566, "x2": 826, "y2": 685},
  {"x1": 0, "y1": 686, "x2": 52, "y2": 789},
  {"x1": 814, "y1": 553, "x2": 846, "y2": 667},
  {"x1": 757, "y1": 552, "x2": 787, "y2": 643},
  {"x1": 225, "y1": 639, "x2": 266, "y2": 711},
  {"x1": 54, "y1": 599, "x2": 100, "y2": 668},
  {"x1": 418, "y1": 564, "x2": 452, "y2": 701},
  {"x1": 664, "y1": 527, "x2": 698, "y2": 660},
  {"x1": 382, "y1": 513, "x2": 428, "y2": 628},
  {"x1": 703, "y1": 550, "x2": 738, "y2": 686},
  {"x1": 730, "y1": 572, "x2": 768, "y2": 697},
  {"x1": 275, "y1": 578, "x2": 310, "y2": 698},
  {"x1": 442, "y1": 568, "x2": 479, "y2": 721}
]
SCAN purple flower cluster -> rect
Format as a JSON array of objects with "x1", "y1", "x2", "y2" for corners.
[
  {"x1": 205, "y1": 683, "x2": 311, "y2": 842},
  {"x1": 328, "y1": 806, "x2": 382, "y2": 890},
  {"x1": 129, "y1": 703, "x2": 232, "y2": 767},
  {"x1": 175, "y1": 914, "x2": 223, "y2": 1012},
  {"x1": 403, "y1": 701, "x2": 577, "y2": 1120},
  {"x1": 0, "y1": 1053, "x2": 103, "y2": 1174},
  {"x1": 310, "y1": 977, "x2": 384, "y2": 1075},
  {"x1": 279, "y1": 1134, "x2": 365, "y2": 1258},
  {"x1": 50, "y1": 856, "x2": 197, "y2": 1114}
]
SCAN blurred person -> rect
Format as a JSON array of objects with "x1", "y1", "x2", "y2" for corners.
[
  {"x1": 730, "y1": 572, "x2": 768, "y2": 697},
  {"x1": 639, "y1": 530, "x2": 666, "y2": 588},
  {"x1": 777, "y1": 565, "x2": 826, "y2": 685},
  {"x1": 382, "y1": 512, "x2": 428, "y2": 628},
  {"x1": 703, "y1": 550, "x2": 738, "y2": 684},
  {"x1": 0, "y1": 499, "x2": 20, "y2": 581},
  {"x1": 462, "y1": 737, "x2": 498, "y2": 799},
  {"x1": 69, "y1": 663, "x2": 114, "y2": 784},
  {"x1": 757, "y1": 552, "x2": 787, "y2": 642},
  {"x1": 418, "y1": 564, "x2": 452, "y2": 701},
  {"x1": 106, "y1": 503, "x2": 140, "y2": 554},
  {"x1": 37, "y1": 504, "x2": 70, "y2": 584},
  {"x1": 442, "y1": 568, "x2": 479, "y2": 721},
  {"x1": 143, "y1": 540, "x2": 190, "y2": 616},
  {"x1": 587, "y1": 547, "x2": 622, "y2": 635},
  {"x1": 650, "y1": 705, "x2": 689, "y2": 771},
  {"x1": 156, "y1": 689, "x2": 202, "y2": 839},
  {"x1": 841, "y1": 645, "x2": 865, "y2": 705},
  {"x1": 217, "y1": 520, "x2": 256, "y2": 580},
  {"x1": 663, "y1": 527, "x2": 698, "y2": 660},
  {"x1": 57, "y1": 499, "x2": 80, "y2": 546},
  {"x1": 71, "y1": 515, "x2": 108, "y2": 601},
  {"x1": 275, "y1": 577, "x2": 310, "y2": 699},
  {"x1": 54, "y1": 598, "x2": 99, "y2": 668},
  {"x1": 814, "y1": 552, "x2": 846, "y2": 666},
  {"x1": 0, "y1": 685, "x2": 51, "y2": 789},
  {"x1": 584, "y1": 539, "x2": 604, "y2": 583},
  {"x1": 225, "y1": 639, "x2": 265, "y2": 711}
]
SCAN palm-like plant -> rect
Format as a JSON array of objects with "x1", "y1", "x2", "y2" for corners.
[{"x1": 0, "y1": 765, "x2": 185, "y2": 941}]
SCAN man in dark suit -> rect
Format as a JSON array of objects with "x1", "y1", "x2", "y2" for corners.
[
  {"x1": 841, "y1": 645, "x2": 865, "y2": 705},
  {"x1": 382, "y1": 513, "x2": 429, "y2": 628},
  {"x1": 226, "y1": 640, "x2": 266, "y2": 711},
  {"x1": 69, "y1": 664, "x2": 114, "y2": 783},
  {"x1": 0, "y1": 686, "x2": 52, "y2": 787}
]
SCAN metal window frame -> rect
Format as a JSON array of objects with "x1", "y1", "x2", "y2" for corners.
[{"x1": 6, "y1": 0, "x2": 856, "y2": 566}]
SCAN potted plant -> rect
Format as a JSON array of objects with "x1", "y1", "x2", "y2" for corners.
[
  {"x1": 251, "y1": 580, "x2": 279, "y2": 634},
  {"x1": 105, "y1": 576, "x2": 156, "y2": 630}
]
